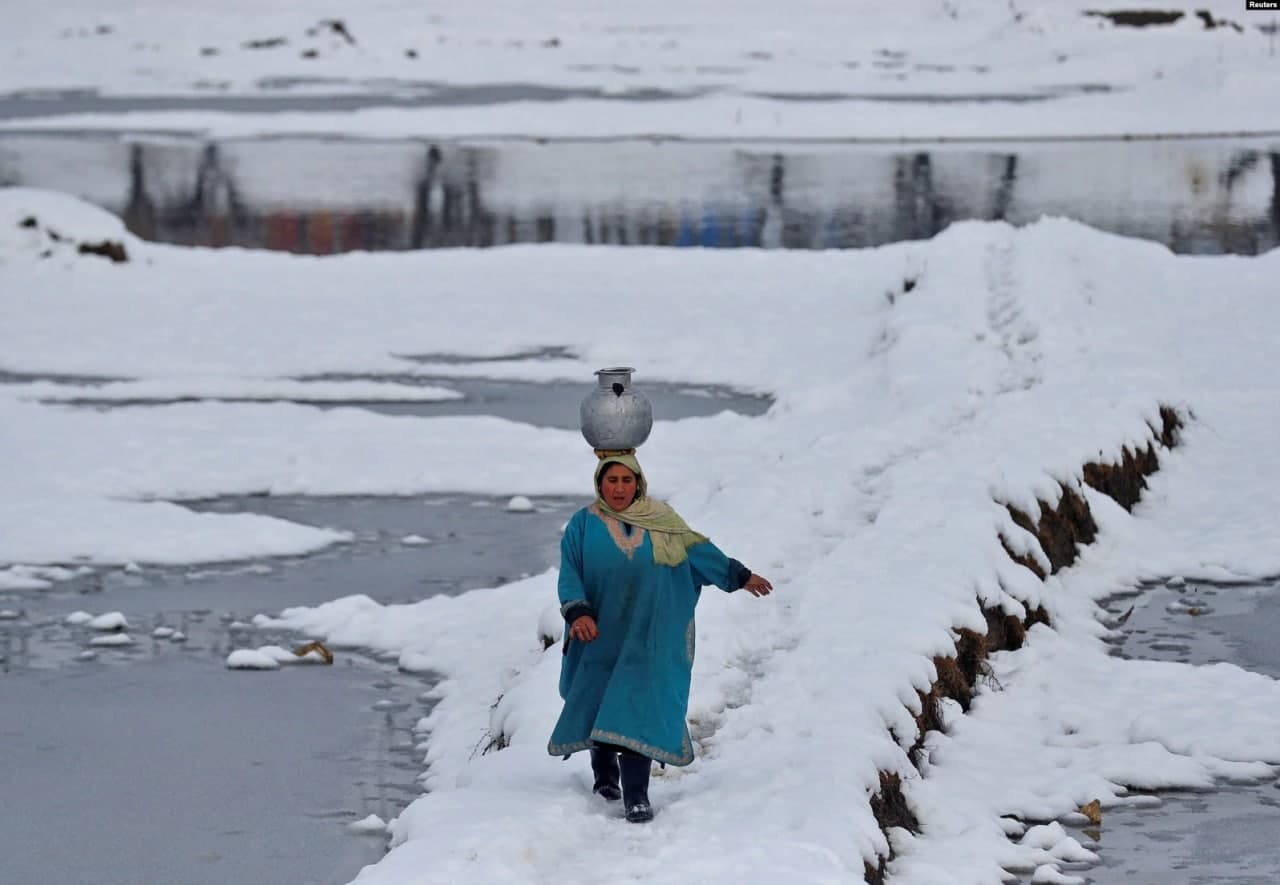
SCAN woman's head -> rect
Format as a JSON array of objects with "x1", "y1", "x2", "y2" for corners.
[{"x1": 594, "y1": 454, "x2": 647, "y2": 511}]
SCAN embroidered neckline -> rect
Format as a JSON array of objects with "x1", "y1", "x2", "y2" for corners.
[{"x1": 589, "y1": 503, "x2": 646, "y2": 559}]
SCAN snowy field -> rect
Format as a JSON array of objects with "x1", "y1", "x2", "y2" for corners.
[
  {"x1": 1, "y1": 0, "x2": 1277, "y2": 139},
  {"x1": 3, "y1": 184, "x2": 1280, "y2": 883},
  {"x1": 4, "y1": 2, "x2": 1280, "y2": 883}
]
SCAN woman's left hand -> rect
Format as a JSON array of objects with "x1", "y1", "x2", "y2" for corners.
[{"x1": 743, "y1": 574, "x2": 773, "y2": 597}]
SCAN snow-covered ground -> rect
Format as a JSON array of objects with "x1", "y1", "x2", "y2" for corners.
[
  {"x1": 3, "y1": 183, "x2": 1280, "y2": 883},
  {"x1": 1, "y1": 1, "x2": 1277, "y2": 140},
  {"x1": 4, "y1": 3, "x2": 1280, "y2": 882}
]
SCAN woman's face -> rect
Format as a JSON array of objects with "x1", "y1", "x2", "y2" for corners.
[{"x1": 599, "y1": 463, "x2": 638, "y2": 510}]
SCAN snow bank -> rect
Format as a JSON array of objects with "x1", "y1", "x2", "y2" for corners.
[{"x1": 0, "y1": 2, "x2": 1274, "y2": 139}]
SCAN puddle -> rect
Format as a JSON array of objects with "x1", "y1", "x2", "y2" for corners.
[
  {"x1": 0, "y1": 581, "x2": 436, "y2": 885},
  {"x1": 0, "y1": 491, "x2": 578, "y2": 885},
  {"x1": 12, "y1": 374, "x2": 773, "y2": 426},
  {"x1": 391, "y1": 345, "x2": 573, "y2": 364},
  {"x1": 0, "y1": 132, "x2": 1274, "y2": 255},
  {"x1": 291, "y1": 375, "x2": 771, "y2": 425},
  {"x1": 1105, "y1": 578, "x2": 1280, "y2": 676},
  {"x1": 1078, "y1": 785, "x2": 1280, "y2": 885},
  {"x1": 0, "y1": 633, "x2": 433, "y2": 885},
  {"x1": 1014, "y1": 577, "x2": 1280, "y2": 884},
  {"x1": 1, "y1": 493, "x2": 577, "y2": 615}
]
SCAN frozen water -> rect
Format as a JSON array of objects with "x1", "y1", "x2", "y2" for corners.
[
  {"x1": 0, "y1": 492, "x2": 572, "y2": 885},
  {"x1": 1044, "y1": 579, "x2": 1280, "y2": 884}
]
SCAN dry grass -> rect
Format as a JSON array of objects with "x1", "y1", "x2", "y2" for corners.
[
  {"x1": 1083, "y1": 444, "x2": 1157, "y2": 511},
  {"x1": 999, "y1": 533, "x2": 1047, "y2": 580},
  {"x1": 911, "y1": 689, "x2": 943, "y2": 760},
  {"x1": 1158, "y1": 405, "x2": 1183, "y2": 448},
  {"x1": 1083, "y1": 9, "x2": 1184, "y2": 28},
  {"x1": 1005, "y1": 484, "x2": 1097, "y2": 574},
  {"x1": 863, "y1": 405, "x2": 1183, "y2": 881},
  {"x1": 867, "y1": 770, "x2": 919, "y2": 882},
  {"x1": 1044, "y1": 485, "x2": 1099, "y2": 571},
  {"x1": 1078, "y1": 799, "x2": 1103, "y2": 826},
  {"x1": 1025, "y1": 605, "x2": 1051, "y2": 629},
  {"x1": 955, "y1": 628, "x2": 988, "y2": 686},
  {"x1": 933, "y1": 656, "x2": 973, "y2": 711},
  {"x1": 870, "y1": 771, "x2": 920, "y2": 834},
  {"x1": 292, "y1": 639, "x2": 334, "y2": 663},
  {"x1": 78, "y1": 240, "x2": 129, "y2": 263},
  {"x1": 982, "y1": 604, "x2": 1028, "y2": 652}
]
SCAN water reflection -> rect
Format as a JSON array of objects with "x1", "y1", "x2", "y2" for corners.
[
  {"x1": 1062, "y1": 577, "x2": 1280, "y2": 885},
  {"x1": 1, "y1": 132, "x2": 1275, "y2": 255},
  {"x1": 0, "y1": 619, "x2": 432, "y2": 885},
  {"x1": 22, "y1": 374, "x2": 772, "y2": 426},
  {"x1": 0, "y1": 548, "x2": 443, "y2": 885},
  {"x1": 1105, "y1": 578, "x2": 1280, "y2": 674},
  {"x1": 0, "y1": 611, "x2": 32, "y2": 672}
]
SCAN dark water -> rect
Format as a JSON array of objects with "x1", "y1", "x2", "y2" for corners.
[
  {"x1": 1038, "y1": 578, "x2": 1280, "y2": 884},
  {"x1": 0, "y1": 639, "x2": 432, "y2": 885},
  {"x1": 0, "y1": 81, "x2": 1113, "y2": 122},
  {"x1": 1, "y1": 131, "x2": 1275, "y2": 255},
  {"x1": 0, "y1": 493, "x2": 575, "y2": 885},
  {"x1": 1105, "y1": 578, "x2": 1280, "y2": 673},
  {"x1": 28, "y1": 374, "x2": 772, "y2": 426},
  {"x1": 0, "y1": 84, "x2": 699, "y2": 118},
  {"x1": 1078, "y1": 787, "x2": 1280, "y2": 885}
]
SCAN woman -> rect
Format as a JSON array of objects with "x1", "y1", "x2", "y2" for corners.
[{"x1": 548, "y1": 453, "x2": 773, "y2": 823}]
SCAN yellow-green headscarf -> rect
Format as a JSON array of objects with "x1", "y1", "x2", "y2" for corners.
[{"x1": 593, "y1": 453, "x2": 707, "y2": 566}]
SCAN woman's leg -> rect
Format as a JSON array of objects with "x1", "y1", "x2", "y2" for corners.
[
  {"x1": 618, "y1": 751, "x2": 654, "y2": 823},
  {"x1": 589, "y1": 744, "x2": 621, "y2": 800}
]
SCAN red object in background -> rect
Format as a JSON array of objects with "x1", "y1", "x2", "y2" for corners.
[
  {"x1": 307, "y1": 212, "x2": 335, "y2": 254},
  {"x1": 206, "y1": 216, "x2": 230, "y2": 248},
  {"x1": 264, "y1": 212, "x2": 303, "y2": 252},
  {"x1": 339, "y1": 213, "x2": 362, "y2": 251}
]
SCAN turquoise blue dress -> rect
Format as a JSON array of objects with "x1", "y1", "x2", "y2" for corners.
[{"x1": 547, "y1": 503, "x2": 747, "y2": 766}]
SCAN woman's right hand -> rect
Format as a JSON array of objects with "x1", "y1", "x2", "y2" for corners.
[{"x1": 569, "y1": 615, "x2": 599, "y2": 642}]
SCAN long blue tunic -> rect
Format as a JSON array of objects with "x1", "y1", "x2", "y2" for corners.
[{"x1": 547, "y1": 503, "x2": 743, "y2": 766}]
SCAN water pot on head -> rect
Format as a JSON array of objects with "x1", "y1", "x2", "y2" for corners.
[{"x1": 580, "y1": 367, "x2": 653, "y2": 452}]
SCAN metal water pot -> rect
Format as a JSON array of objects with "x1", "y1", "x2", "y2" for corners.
[{"x1": 579, "y1": 367, "x2": 653, "y2": 450}]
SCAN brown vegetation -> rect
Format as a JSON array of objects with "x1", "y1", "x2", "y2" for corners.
[
  {"x1": 292, "y1": 640, "x2": 334, "y2": 663},
  {"x1": 78, "y1": 240, "x2": 129, "y2": 263},
  {"x1": 1083, "y1": 444, "x2": 1158, "y2": 511},
  {"x1": 864, "y1": 405, "x2": 1183, "y2": 880},
  {"x1": 1084, "y1": 10, "x2": 1185, "y2": 27},
  {"x1": 1013, "y1": 486, "x2": 1098, "y2": 574},
  {"x1": 867, "y1": 771, "x2": 919, "y2": 882},
  {"x1": 17, "y1": 215, "x2": 130, "y2": 263}
]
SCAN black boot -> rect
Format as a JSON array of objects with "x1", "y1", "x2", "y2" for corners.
[
  {"x1": 619, "y1": 752, "x2": 654, "y2": 823},
  {"x1": 590, "y1": 747, "x2": 621, "y2": 801}
]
